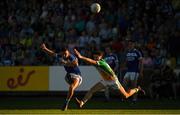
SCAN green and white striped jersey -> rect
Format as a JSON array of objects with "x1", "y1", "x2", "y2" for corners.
[{"x1": 96, "y1": 59, "x2": 117, "y2": 81}]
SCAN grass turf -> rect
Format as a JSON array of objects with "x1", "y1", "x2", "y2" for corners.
[
  {"x1": 1, "y1": 109, "x2": 180, "y2": 114},
  {"x1": 0, "y1": 97, "x2": 180, "y2": 114}
]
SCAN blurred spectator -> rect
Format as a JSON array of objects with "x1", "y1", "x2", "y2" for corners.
[
  {"x1": 86, "y1": 15, "x2": 96, "y2": 35},
  {"x1": 149, "y1": 69, "x2": 161, "y2": 99},
  {"x1": 77, "y1": 31, "x2": 89, "y2": 49},
  {"x1": 149, "y1": 61, "x2": 178, "y2": 100},
  {"x1": 88, "y1": 31, "x2": 101, "y2": 49},
  {"x1": 152, "y1": 48, "x2": 166, "y2": 69},
  {"x1": 142, "y1": 51, "x2": 154, "y2": 68}
]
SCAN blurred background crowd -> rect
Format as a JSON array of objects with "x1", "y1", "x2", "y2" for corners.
[{"x1": 0, "y1": 0, "x2": 180, "y2": 99}]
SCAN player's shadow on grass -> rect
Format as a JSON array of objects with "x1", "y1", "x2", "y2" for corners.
[
  {"x1": 0, "y1": 99, "x2": 180, "y2": 110},
  {"x1": 0, "y1": 96, "x2": 180, "y2": 110}
]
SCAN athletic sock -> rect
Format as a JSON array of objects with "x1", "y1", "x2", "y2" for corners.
[
  {"x1": 135, "y1": 88, "x2": 139, "y2": 93},
  {"x1": 80, "y1": 100, "x2": 84, "y2": 107},
  {"x1": 64, "y1": 98, "x2": 70, "y2": 105}
]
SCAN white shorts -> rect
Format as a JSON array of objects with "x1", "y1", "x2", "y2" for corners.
[
  {"x1": 100, "y1": 77, "x2": 122, "y2": 90},
  {"x1": 65, "y1": 73, "x2": 82, "y2": 86},
  {"x1": 124, "y1": 72, "x2": 139, "y2": 81}
]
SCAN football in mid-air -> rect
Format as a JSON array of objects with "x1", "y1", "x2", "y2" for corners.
[{"x1": 90, "y1": 3, "x2": 101, "y2": 13}]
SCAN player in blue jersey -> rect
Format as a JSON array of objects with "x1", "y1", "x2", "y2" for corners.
[
  {"x1": 104, "y1": 47, "x2": 119, "y2": 73},
  {"x1": 41, "y1": 43, "x2": 82, "y2": 111},
  {"x1": 123, "y1": 40, "x2": 144, "y2": 103},
  {"x1": 104, "y1": 46, "x2": 119, "y2": 101}
]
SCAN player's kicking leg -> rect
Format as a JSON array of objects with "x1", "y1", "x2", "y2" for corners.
[
  {"x1": 118, "y1": 84, "x2": 145, "y2": 99},
  {"x1": 75, "y1": 81, "x2": 106, "y2": 108},
  {"x1": 115, "y1": 76, "x2": 145, "y2": 99},
  {"x1": 62, "y1": 77, "x2": 81, "y2": 111}
]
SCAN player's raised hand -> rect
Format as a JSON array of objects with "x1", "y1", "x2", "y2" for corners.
[
  {"x1": 74, "y1": 49, "x2": 82, "y2": 59},
  {"x1": 41, "y1": 43, "x2": 46, "y2": 50}
]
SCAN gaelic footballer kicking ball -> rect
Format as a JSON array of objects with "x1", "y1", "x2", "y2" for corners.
[{"x1": 90, "y1": 3, "x2": 101, "y2": 13}]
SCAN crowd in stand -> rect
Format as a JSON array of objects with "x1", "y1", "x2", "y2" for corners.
[
  {"x1": 0, "y1": 0, "x2": 177, "y2": 66},
  {"x1": 0, "y1": 0, "x2": 180, "y2": 98}
]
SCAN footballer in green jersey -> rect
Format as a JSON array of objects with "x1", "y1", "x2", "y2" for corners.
[{"x1": 74, "y1": 49, "x2": 145, "y2": 108}]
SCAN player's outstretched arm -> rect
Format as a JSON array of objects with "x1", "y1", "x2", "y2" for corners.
[
  {"x1": 40, "y1": 43, "x2": 56, "y2": 56},
  {"x1": 74, "y1": 49, "x2": 97, "y2": 65}
]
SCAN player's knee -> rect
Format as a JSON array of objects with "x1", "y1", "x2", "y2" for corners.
[
  {"x1": 125, "y1": 95, "x2": 129, "y2": 99},
  {"x1": 121, "y1": 92, "x2": 130, "y2": 99},
  {"x1": 121, "y1": 94, "x2": 129, "y2": 99}
]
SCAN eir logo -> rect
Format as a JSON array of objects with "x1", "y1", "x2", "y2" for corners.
[{"x1": 7, "y1": 68, "x2": 35, "y2": 89}]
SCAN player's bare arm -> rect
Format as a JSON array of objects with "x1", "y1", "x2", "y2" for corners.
[
  {"x1": 74, "y1": 49, "x2": 97, "y2": 65},
  {"x1": 41, "y1": 43, "x2": 56, "y2": 56}
]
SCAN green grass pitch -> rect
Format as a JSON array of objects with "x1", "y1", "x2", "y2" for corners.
[
  {"x1": 0, "y1": 97, "x2": 180, "y2": 114},
  {"x1": 1, "y1": 109, "x2": 180, "y2": 114}
]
